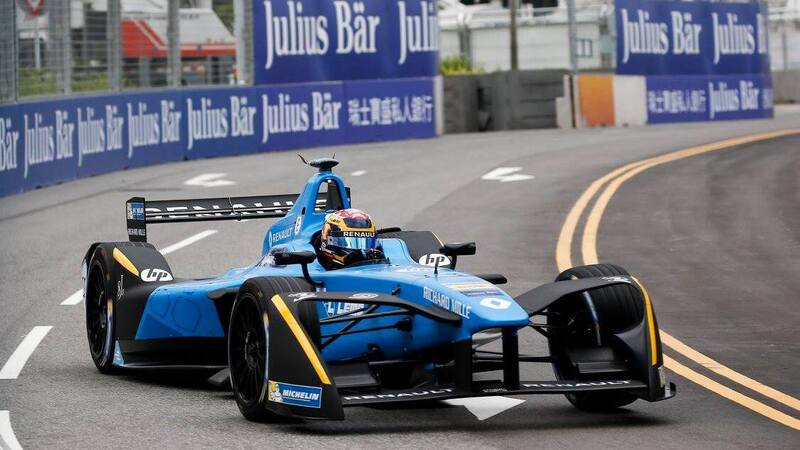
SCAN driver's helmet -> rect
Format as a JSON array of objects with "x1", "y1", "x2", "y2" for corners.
[{"x1": 318, "y1": 209, "x2": 383, "y2": 270}]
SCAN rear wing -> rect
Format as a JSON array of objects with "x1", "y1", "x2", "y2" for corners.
[{"x1": 125, "y1": 188, "x2": 349, "y2": 242}]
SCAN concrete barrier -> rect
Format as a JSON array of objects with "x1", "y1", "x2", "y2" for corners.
[
  {"x1": 613, "y1": 76, "x2": 647, "y2": 127},
  {"x1": 483, "y1": 70, "x2": 566, "y2": 131},
  {"x1": 443, "y1": 74, "x2": 481, "y2": 133},
  {"x1": 773, "y1": 70, "x2": 800, "y2": 104},
  {"x1": 443, "y1": 70, "x2": 566, "y2": 133}
]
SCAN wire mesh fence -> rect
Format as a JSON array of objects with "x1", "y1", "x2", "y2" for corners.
[
  {"x1": 771, "y1": 4, "x2": 800, "y2": 69},
  {"x1": 3, "y1": 0, "x2": 242, "y2": 103},
  {"x1": 1, "y1": 0, "x2": 798, "y2": 104},
  {"x1": 439, "y1": 2, "x2": 625, "y2": 73},
  {"x1": 439, "y1": 0, "x2": 800, "y2": 73}
]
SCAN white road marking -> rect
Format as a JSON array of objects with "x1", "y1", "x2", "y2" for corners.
[
  {"x1": 350, "y1": 170, "x2": 367, "y2": 176},
  {"x1": 61, "y1": 290, "x2": 83, "y2": 306},
  {"x1": 481, "y1": 167, "x2": 535, "y2": 183},
  {"x1": 0, "y1": 411, "x2": 22, "y2": 450},
  {"x1": 60, "y1": 230, "x2": 218, "y2": 306},
  {"x1": 0, "y1": 326, "x2": 53, "y2": 380},
  {"x1": 60, "y1": 290, "x2": 84, "y2": 306},
  {"x1": 443, "y1": 396, "x2": 525, "y2": 420},
  {"x1": 184, "y1": 173, "x2": 235, "y2": 187},
  {"x1": 158, "y1": 229, "x2": 218, "y2": 255}
]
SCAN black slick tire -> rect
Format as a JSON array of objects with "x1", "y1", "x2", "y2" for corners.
[
  {"x1": 85, "y1": 248, "x2": 118, "y2": 374},
  {"x1": 550, "y1": 263, "x2": 643, "y2": 412},
  {"x1": 228, "y1": 276, "x2": 317, "y2": 422}
]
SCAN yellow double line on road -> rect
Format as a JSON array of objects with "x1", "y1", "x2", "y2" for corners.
[{"x1": 555, "y1": 129, "x2": 800, "y2": 430}]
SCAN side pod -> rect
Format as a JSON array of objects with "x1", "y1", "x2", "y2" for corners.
[{"x1": 263, "y1": 293, "x2": 344, "y2": 420}]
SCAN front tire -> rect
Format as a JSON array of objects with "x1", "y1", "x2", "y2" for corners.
[
  {"x1": 228, "y1": 276, "x2": 317, "y2": 422},
  {"x1": 549, "y1": 263, "x2": 643, "y2": 411},
  {"x1": 85, "y1": 251, "x2": 117, "y2": 374}
]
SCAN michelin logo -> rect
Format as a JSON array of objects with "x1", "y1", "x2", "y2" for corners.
[{"x1": 268, "y1": 380, "x2": 322, "y2": 408}]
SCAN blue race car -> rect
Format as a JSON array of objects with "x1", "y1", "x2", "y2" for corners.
[{"x1": 82, "y1": 158, "x2": 674, "y2": 421}]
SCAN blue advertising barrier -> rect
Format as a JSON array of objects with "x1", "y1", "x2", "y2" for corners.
[
  {"x1": 252, "y1": 0, "x2": 439, "y2": 84},
  {"x1": 646, "y1": 74, "x2": 773, "y2": 123},
  {"x1": 616, "y1": 0, "x2": 770, "y2": 76},
  {"x1": 0, "y1": 77, "x2": 436, "y2": 197}
]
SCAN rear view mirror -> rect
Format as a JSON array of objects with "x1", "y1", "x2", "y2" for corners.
[
  {"x1": 438, "y1": 242, "x2": 476, "y2": 271},
  {"x1": 440, "y1": 242, "x2": 476, "y2": 257},
  {"x1": 272, "y1": 251, "x2": 316, "y2": 266}
]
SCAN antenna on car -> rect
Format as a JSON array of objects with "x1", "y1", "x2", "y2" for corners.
[{"x1": 298, "y1": 154, "x2": 339, "y2": 172}]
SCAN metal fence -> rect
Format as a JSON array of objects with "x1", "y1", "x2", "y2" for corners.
[
  {"x1": 2, "y1": 0, "x2": 245, "y2": 103},
  {"x1": 440, "y1": 2, "x2": 618, "y2": 73},
  {"x1": 439, "y1": 0, "x2": 800, "y2": 73},
  {"x1": 2, "y1": 0, "x2": 798, "y2": 104},
  {"x1": 771, "y1": 5, "x2": 800, "y2": 70}
]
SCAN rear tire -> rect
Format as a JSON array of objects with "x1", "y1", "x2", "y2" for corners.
[
  {"x1": 228, "y1": 276, "x2": 316, "y2": 422},
  {"x1": 85, "y1": 250, "x2": 118, "y2": 374},
  {"x1": 550, "y1": 263, "x2": 643, "y2": 411}
]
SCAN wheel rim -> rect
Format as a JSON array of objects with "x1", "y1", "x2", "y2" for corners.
[
  {"x1": 229, "y1": 295, "x2": 267, "y2": 406},
  {"x1": 86, "y1": 267, "x2": 110, "y2": 359}
]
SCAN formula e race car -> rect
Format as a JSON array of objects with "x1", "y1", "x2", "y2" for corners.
[{"x1": 82, "y1": 158, "x2": 674, "y2": 421}]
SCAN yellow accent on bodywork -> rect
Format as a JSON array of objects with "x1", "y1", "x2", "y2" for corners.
[
  {"x1": 632, "y1": 277, "x2": 658, "y2": 366},
  {"x1": 324, "y1": 214, "x2": 376, "y2": 233},
  {"x1": 113, "y1": 248, "x2": 139, "y2": 277},
  {"x1": 270, "y1": 294, "x2": 331, "y2": 385}
]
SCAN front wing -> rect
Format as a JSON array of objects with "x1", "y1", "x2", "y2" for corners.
[{"x1": 260, "y1": 288, "x2": 674, "y2": 420}]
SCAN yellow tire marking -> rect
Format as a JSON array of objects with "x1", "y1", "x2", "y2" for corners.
[
  {"x1": 664, "y1": 355, "x2": 800, "y2": 431},
  {"x1": 270, "y1": 294, "x2": 331, "y2": 385},
  {"x1": 631, "y1": 277, "x2": 658, "y2": 366},
  {"x1": 555, "y1": 129, "x2": 800, "y2": 429},
  {"x1": 112, "y1": 248, "x2": 139, "y2": 277}
]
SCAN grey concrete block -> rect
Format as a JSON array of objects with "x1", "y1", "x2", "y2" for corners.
[{"x1": 773, "y1": 70, "x2": 800, "y2": 104}]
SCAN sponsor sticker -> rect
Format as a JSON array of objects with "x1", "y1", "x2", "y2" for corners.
[
  {"x1": 140, "y1": 268, "x2": 173, "y2": 282},
  {"x1": 600, "y1": 276, "x2": 630, "y2": 283},
  {"x1": 395, "y1": 267, "x2": 433, "y2": 273},
  {"x1": 126, "y1": 202, "x2": 145, "y2": 221},
  {"x1": 423, "y1": 286, "x2": 471, "y2": 318},
  {"x1": 127, "y1": 227, "x2": 146, "y2": 238},
  {"x1": 268, "y1": 380, "x2": 322, "y2": 408},
  {"x1": 418, "y1": 253, "x2": 450, "y2": 267},
  {"x1": 479, "y1": 297, "x2": 511, "y2": 310},
  {"x1": 340, "y1": 230, "x2": 376, "y2": 238},
  {"x1": 288, "y1": 292, "x2": 317, "y2": 301},
  {"x1": 521, "y1": 380, "x2": 632, "y2": 389},
  {"x1": 268, "y1": 227, "x2": 293, "y2": 247},
  {"x1": 324, "y1": 302, "x2": 365, "y2": 317},
  {"x1": 444, "y1": 282, "x2": 503, "y2": 297},
  {"x1": 348, "y1": 293, "x2": 379, "y2": 300},
  {"x1": 342, "y1": 388, "x2": 454, "y2": 401},
  {"x1": 116, "y1": 275, "x2": 125, "y2": 300},
  {"x1": 294, "y1": 215, "x2": 303, "y2": 234}
]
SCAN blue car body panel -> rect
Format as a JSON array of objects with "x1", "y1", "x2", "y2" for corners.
[{"x1": 131, "y1": 169, "x2": 529, "y2": 362}]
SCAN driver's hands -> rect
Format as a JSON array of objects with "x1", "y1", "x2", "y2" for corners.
[{"x1": 365, "y1": 248, "x2": 384, "y2": 260}]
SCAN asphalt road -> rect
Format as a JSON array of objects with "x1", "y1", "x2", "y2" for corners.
[{"x1": 1, "y1": 109, "x2": 799, "y2": 449}]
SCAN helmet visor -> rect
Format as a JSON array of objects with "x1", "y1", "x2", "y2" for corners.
[{"x1": 327, "y1": 236, "x2": 377, "y2": 251}]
